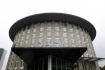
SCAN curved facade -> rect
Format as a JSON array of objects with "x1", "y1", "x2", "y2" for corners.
[
  {"x1": 6, "y1": 13, "x2": 101, "y2": 70},
  {"x1": 13, "y1": 22, "x2": 96, "y2": 57}
]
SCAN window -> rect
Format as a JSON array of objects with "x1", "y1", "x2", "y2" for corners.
[
  {"x1": 17, "y1": 39, "x2": 19, "y2": 42},
  {"x1": 39, "y1": 38, "x2": 43, "y2": 42},
  {"x1": 25, "y1": 41, "x2": 28, "y2": 45},
  {"x1": 21, "y1": 60, "x2": 24, "y2": 67},
  {"x1": 70, "y1": 29, "x2": 73, "y2": 32},
  {"x1": 63, "y1": 33, "x2": 67, "y2": 37},
  {"x1": 72, "y1": 45, "x2": 75, "y2": 47},
  {"x1": 31, "y1": 45, "x2": 34, "y2": 47},
  {"x1": 71, "y1": 39, "x2": 75, "y2": 44},
  {"x1": 32, "y1": 39, "x2": 35, "y2": 44},
  {"x1": 39, "y1": 33, "x2": 43, "y2": 37},
  {"x1": 48, "y1": 23, "x2": 51, "y2": 26},
  {"x1": 40, "y1": 28, "x2": 44, "y2": 31},
  {"x1": 63, "y1": 39, "x2": 68, "y2": 47},
  {"x1": 47, "y1": 32, "x2": 51, "y2": 36},
  {"x1": 77, "y1": 35, "x2": 80, "y2": 39},
  {"x1": 37, "y1": 42, "x2": 42, "y2": 47},
  {"x1": 76, "y1": 30, "x2": 78, "y2": 33},
  {"x1": 47, "y1": 38, "x2": 51, "y2": 42},
  {"x1": 33, "y1": 29, "x2": 36, "y2": 32},
  {"x1": 44, "y1": 42, "x2": 50, "y2": 47},
  {"x1": 82, "y1": 37, "x2": 85, "y2": 40},
  {"x1": 70, "y1": 34, "x2": 74, "y2": 38},
  {"x1": 55, "y1": 27, "x2": 59, "y2": 31},
  {"x1": 47, "y1": 27, "x2": 51, "y2": 31},
  {"x1": 63, "y1": 28, "x2": 66, "y2": 31},
  {"x1": 21, "y1": 37, "x2": 23, "y2": 41},
  {"x1": 26, "y1": 35, "x2": 29, "y2": 39},
  {"x1": 22, "y1": 32, "x2": 25, "y2": 35},
  {"x1": 20, "y1": 42, "x2": 23, "y2": 46},
  {"x1": 32, "y1": 34, "x2": 36, "y2": 38},
  {"x1": 55, "y1": 32, "x2": 59, "y2": 36},
  {"x1": 55, "y1": 22, "x2": 59, "y2": 26},
  {"x1": 55, "y1": 38, "x2": 60, "y2": 42},
  {"x1": 19, "y1": 34, "x2": 21, "y2": 37},
  {"x1": 15, "y1": 61, "x2": 18, "y2": 67},
  {"x1": 81, "y1": 32, "x2": 83, "y2": 35},
  {"x1": 27, "y1": 29, "x2": 30, "y2": 34}
]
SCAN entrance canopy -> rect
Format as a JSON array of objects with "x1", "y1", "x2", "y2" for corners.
[
  {"x1": 79, "y1": 57, "x2": 105, "y2": 62},
  {"x1": 12, "y1": 47, "x2": 87, "y2": 64}
]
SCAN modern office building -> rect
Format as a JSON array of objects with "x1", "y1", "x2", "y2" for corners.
[
  {"x1": 6, "y1": 13, "x2": 105, "y2": 70},
  {"x1": 0, "y1": 48, "x2": 6, "y2": 70}
]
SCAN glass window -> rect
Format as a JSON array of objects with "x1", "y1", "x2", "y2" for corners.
[
  {"x1": 47, "y1": 32, "x2": 51, "y2": 36},
  {"x1": 63, "y1": 28, "x2": 66, "y2": 31},
  {"x1": 27, "y1": 29, "x2": 30, "y2": 34},
  {"x1": 78, "y1": 41, "x2": 81, "y2": 45},
  {"x1": 81, "y1": 32, "x2": 83, "y2": 35},
  {"x1": 70, "y1": 34, "x2": 74, "y2": 38},
  {"x1": 44, "y1": 42, "x2": 50, "y2": 47},
  {"x1": 26, "y1": 35, "x2": 29, "y2": 39},
  {"x1": 55, "y1": 27, "x2": 59, "y2": 31},
  {"x1": 72, "y1": 45, "x2": 75, "y2": 47},
  {"x1": 39, "y1": 38, "x2": 43, "y2": 42},
  {"x1": 19, "y1": 34, "x2": 21, "y2": 37},
  {"x1": 57, "y1": 58, "x2": 61, "y2": 70},
  {"x1": 33, "y1": 29, "x2": 36, "y2": 32},
  {"x1": 82, "y1": 37, "x2": 85, "y2": 40},
  {"x1": 47, "y1": 27, "x2": 51, "y2": 31},
  {"x1": 76, "y1": 30, "x2": 78, "y2": 33},
  {"x1": 48, "y1": 23, "x2": 51, "y2": 26},
  {"x1": 21, "y1": 37, "x2": 23, "y2": 41},
  {"x1": 22, "y1": 32, "x2": 25, "y2": 35},
  {"x1": 21, "y1": 60, "x2": 24, "y2": 67},
  {"x1": 32, "y1": 39, "x2": 35, "y2": 44},
  {"x1": 20, "y1": 42, "x2": 23, "y2": 46},
  {"x1": 71, "y1": 39, "x2": 75, "y2": 44},
  {"x1": 52, "y1": 57, "x2": 56, "y2": 70},
  {"x1": 39, "y1": 33, "x2": 43, "y2": 37},
  {"x1": 55, "y1": 32, "x2": 59, "y2": 36},
  {"x1": 77, "y1": 35, "x2": 80, "y2": 39},
  {"x1": 62, "y1": 60, "x2": 66, "y2": 70},
  {"x1": 37, "y1": 42, "x2": 42, "y2": 47},
  {"x1": 55, "y1": 22, "x2": 59, "y2": 26},
  {"x1": 25, "y1": 41, "x2": 28, "y2": 45},
  {"x1": 17, "y1": 39, "x2": 19, "y2": 42},
  {"x1": 32, "y1": 34, "x2": 36, "y2": 38},
  {"x1": 31, "y1": 45, "x2": 34, "y2": 47},
  {"x1": 15, "y1": 61, "x2": 18, "y2": 67},
  {"x1": 47, "y1": 38, "x2": 51, "y2": 42},
  {"x1": 70, "y1": 29, "x2": 73, "y2": 32},
  {"x1": 63, "y1": 33, "x2": 67, "y2": 37},
  {"x1": 39, "y1": 59, "x2": 43, "y2": 70},
  {"x1": 40, "y1": 28, "x2": 44, "y2": 31}
]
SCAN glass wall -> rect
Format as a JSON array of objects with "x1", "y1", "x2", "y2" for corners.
[
  {"x1": 52, "y1": 56, "x2": 73, "y2": 70},
  {"x1": 27, "y1": 56, "x2": 48, "y2": 70}
]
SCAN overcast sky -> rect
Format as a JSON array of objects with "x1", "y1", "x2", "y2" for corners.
[{"x1": 0, "y1": 0, "x2": 105, "y2": 70}]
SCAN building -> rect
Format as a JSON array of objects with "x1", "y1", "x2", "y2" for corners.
[
  {"x1": 6, "y1": 13, "x2": 105, "y2": 70},
  {"x1": 0, "y1": 48, "x2": 6, "y2": 70}
]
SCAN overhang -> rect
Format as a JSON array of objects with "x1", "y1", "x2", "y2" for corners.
[
  {"x1": 12, "y1": 47, "x2": 87, "y2": 64},
  {"x1": 9, "y1": 13, "x2": 96, "y2": 41},
  {"x1": 79, "y1": 57, "x2": 105, "y2": 62}
]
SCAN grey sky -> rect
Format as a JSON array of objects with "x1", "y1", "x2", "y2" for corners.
[{"x1": 0, "y1": 0, "x2": 105, "y2": 70}]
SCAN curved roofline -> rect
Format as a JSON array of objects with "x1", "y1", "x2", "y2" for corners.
[{"x1": 9, "y1": 13, "x2": 96, "y2": 41}]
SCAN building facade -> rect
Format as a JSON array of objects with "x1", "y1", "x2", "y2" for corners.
[
  {"x1": 6, "y1": 13, "x2": 104, "y2": 70},
  {"x1": 0, "y1": 48, "x2": 6, "y2": 70}
]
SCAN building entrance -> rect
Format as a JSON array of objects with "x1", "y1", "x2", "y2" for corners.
[{"x1": 27, "y1": 56, "x2": 73, "y2": 70}]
